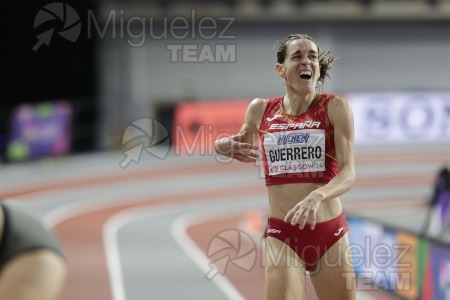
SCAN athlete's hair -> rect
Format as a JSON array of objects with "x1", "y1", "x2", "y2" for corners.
[{"x1": 276, "y1": 33, "x2": 337, "y2": 85}]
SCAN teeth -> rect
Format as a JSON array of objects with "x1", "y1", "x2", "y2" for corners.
[{"x1": 299, "y1": 71, "x2": 312, "y2": 80}]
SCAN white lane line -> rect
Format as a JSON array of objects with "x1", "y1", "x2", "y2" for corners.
[
  {"x1": 0, "y1": 152, "x2": 216, "y2": 190},
  {"x1": 36, "y1": 173, "x2": 258, "y2": 225},
  {"x1": 102, "y1": 204, "x2": 183, "y2": 300},
  {"x1": 103, "y1": 200, "x2": 263, "y2": 300},
  {"x1": 171, "y1": 211, "x2": 255, "y2": 300},
  {"x1": 43, "y1": 197, "x2": 121, "y2": 228}
]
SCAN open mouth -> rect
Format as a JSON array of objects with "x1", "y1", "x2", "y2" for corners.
[{"x1": 299, "y1": 71, "x2": 312, "y2": 80}]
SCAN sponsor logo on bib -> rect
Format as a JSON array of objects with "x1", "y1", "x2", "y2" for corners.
[{"x1": 264, "y1": 129, "x2": 326, "y2": 175}]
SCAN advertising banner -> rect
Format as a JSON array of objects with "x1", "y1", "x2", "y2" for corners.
[
  {"x1": 173, "y1": 99, "x2": 250, "y2": 155},
  {"x1": 348, "y1": 92, "x2": 450, "y2": 144},
  {"x1": 6, "y1": 100, "x2": 72, "y2": 161}
]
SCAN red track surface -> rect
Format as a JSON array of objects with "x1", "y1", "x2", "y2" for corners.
[{"x1": 2, "y1": 149, "x2": 445, "y2": 300}]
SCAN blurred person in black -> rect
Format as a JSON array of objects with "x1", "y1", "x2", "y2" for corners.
[{"x1": 422, "y1": 164, "x2": 450, "y2": 237}]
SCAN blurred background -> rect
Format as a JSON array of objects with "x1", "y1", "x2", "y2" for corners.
[
  {"x1": 2, "y1": 0, "x2": 450, "y2": 157},
  {"x1": 1, "y1": 0, "x2": 450, "y2": 299}
]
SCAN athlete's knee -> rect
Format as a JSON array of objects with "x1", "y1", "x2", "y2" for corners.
[
  {"x1": 3, "y1": 250, "x2": 66, "y2": 300},
  {"x1": 20, "y1": 249, "x2": 65, "y2": 272}
]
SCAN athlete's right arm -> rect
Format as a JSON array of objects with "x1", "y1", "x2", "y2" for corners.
[{"x1": 214, "y1": 98, "x2": 266, "y2": 163}]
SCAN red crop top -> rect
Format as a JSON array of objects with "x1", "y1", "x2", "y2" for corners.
[{"x1": 258, "y1": 94, "x2": 339, "y2": 186}]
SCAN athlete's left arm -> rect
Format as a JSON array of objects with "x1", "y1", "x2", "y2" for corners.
[{"x1": 317, "y1": 96, "x2": 356, "y2": 200}]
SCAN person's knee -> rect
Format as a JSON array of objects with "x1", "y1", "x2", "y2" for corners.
[
  {"x1": 32, "y1": 250, "x2": 67, "y2": 294},
  {"x1": 0, "y1": 250, "x2": 67, "y2": 300}
]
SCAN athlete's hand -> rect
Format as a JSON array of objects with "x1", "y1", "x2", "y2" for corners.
[
  {"x1": 284, "y1": 192, "x2": 322, "y2": 230},
  {"x1": 215, "y1": 131, "x2": 259, "y2": 163}
]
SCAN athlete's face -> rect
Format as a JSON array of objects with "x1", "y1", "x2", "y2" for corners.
[{"x1": 277, "y1": 38, "x2": 320, "y2": 94}]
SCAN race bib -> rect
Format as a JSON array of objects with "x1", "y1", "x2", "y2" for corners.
[{"x1": 263, "y1": 129, "x2": 326, "y2": 175}]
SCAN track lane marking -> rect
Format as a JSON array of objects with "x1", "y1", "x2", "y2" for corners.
[
  {"x1": 0, "y1": 151, "x2": 436, "y2": 298},
  {"x1": 2, "y1": 149, "x2": 447, "y2": 198}
]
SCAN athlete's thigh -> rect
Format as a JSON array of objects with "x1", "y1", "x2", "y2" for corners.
[
  {"x1": 265, "y1": 237, "x2": 307, "y2": 300},
  {"x1": 0, "y1": 250, "x2": 66, "y2": 300},
  {"x1": 309, "y1": 233, "x2": 356, "y2": 300}
]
